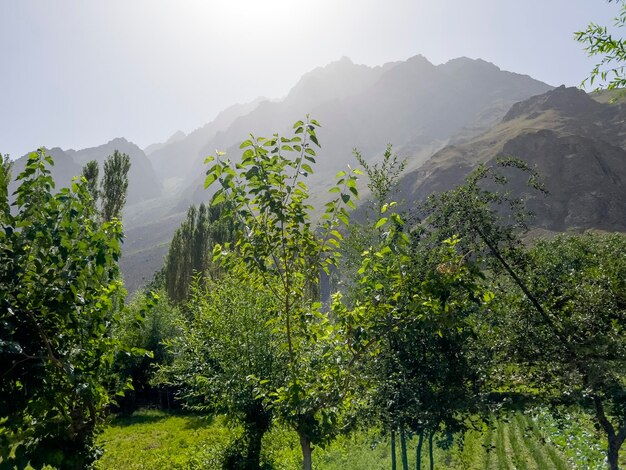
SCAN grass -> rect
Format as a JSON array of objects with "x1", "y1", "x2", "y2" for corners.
[
  {"x1": 95, "y1": 410, "x2": 235, "y2": 469},
  {"x1": 96, "y1": 409, "x2": 619, "y2": 470}
]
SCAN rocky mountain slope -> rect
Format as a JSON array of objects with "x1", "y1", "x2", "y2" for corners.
[{"x1": 399, "y1": 86, "x2": 626, "y2": 232}]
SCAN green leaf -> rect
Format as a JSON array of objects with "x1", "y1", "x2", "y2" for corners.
[
  {"x1": 374, "y1": 218, "x2": 388, "y2": 229},
  {"x1": 212, "y1": 191, "x2": 226, "y2": 205}
]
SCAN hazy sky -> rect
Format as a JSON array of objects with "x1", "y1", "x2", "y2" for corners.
[{"x1": 0, "y1": 0, "x2": 619, "y2": 158}]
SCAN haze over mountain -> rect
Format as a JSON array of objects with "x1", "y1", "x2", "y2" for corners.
[
  {"x1": 113, "y1": 54, "x2": 552, "y2": 291},
  {"x1": 8, "y1": 54, "x2": 625, "y2": 292},
  {"x1": 147, "y1": 97, "x2": 268, "y2": 188},
  {"x1": 160, "y1": 55, "x2": 550, "y2": 204}
]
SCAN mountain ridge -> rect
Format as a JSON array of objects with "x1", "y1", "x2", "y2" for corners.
[
  {"x1": 7, "y1": 57, "x2": 624, "y2": 297},
  {"x1": 398, "y1": 86, "x2": 626, "y2": 232}
]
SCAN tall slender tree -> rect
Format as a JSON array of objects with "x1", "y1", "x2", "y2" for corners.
[
  {"x1": 100, "y1": 150, "x2": 131, "y2": 222},
  {"x1": 81, "y1": 159, "x2": 100, "y2": 205},
  {"x1": 163, "y1": 202, "x2": 237, "y2": 303}
]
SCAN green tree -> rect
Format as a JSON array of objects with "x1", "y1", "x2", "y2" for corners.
[
  {"x1": 81, "y1": 159, "x2": 100, "y2": 205},
  {"x1": 338, "y1": 145, "x2": 407, "y2": 305},
  {"x1": 0, "y1": 154, "x2": 13, "y2": 219},
  {"x1": 355, "y1": 207, "x2": 487, "y2": 470},
  {"x1": 101, "y1": 150, "x2": 131, "y2": 222},
  {"x1": 347, "y1": 147, "x2": 486, "y2": 470},
  {"x1": 161, "y1": 266, "x2": 284, "y2": 469},
  {"x1": 425, "y1": 162, "x2": 625, "y2": 469},
  {"x1": 0, "y1": 150, "x2": 125, "y2": 469},
  {"x1": 576, "y1": 0, "x2": 626, "y2": 93},
  {"x1": 354, "y1": 144, "x2": 406, "y2": 217},
  {"x1": 164, "y1": 202, "x2": 237, "y2": 303},
  {"x1": 486, "y1": 233, "x2": 626, "y2": 470},
  {"x1": 204, "y1": 117, "x2": 361, "y2": 470},
  {"x1": 112, "y1": 289, "x2": 180, "y2": 413}
]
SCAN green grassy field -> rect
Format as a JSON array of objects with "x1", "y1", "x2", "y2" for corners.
[{"x1": 95, "y1": 409, "x2": 622, "y2": 470}]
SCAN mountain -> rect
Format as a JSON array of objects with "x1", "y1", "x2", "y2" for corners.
[
  {"x1": 116, "y1": 55, "x2": 553, "y2": 292},
  {"x1": 144, "y1": 130, "x2": 186, "y2": 156},
  {"x1": 8, "y1": 147, "x2": 82, "y2": 199},
  {"x1": 172, "y1": 55, "x2": 552, "y2": 205},
  {"x1": 9, "y1": 138, "x2": 162, "y2": 207},
  {"x1": 146, "y1": 97, "x2": 267, "y2": 188},
  {"x1": 399, "y1": 86, "x2": 626, "y2": 232},
  {"x1": 7, "y1": 55, "x2": 559, "y2": 292},
  {"x1": 65, "y1": 137, "x2": 162, "y2": 205}
]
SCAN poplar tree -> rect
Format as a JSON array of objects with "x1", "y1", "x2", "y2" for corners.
[
  {"x1": 81, "y1": 160, "x2": 99, "y2": 205},
  {"x1": 100, "y1": 150, "x2": 131, "y2": 222}
]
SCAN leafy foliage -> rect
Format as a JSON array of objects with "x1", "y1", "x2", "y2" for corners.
[
  {"x1": 82, "y1": 160, "x2": 100, "y2": 205},
  {"x1": 354, "y1": 206, "x2": 489, "y2": 468},
  {"x1": 163, "y1": 202, "x2": 238, "y2": 303},
  {"x1": 101, "y1": 150, "x2": 131, "y2": 222},
  {"x1": 112, "y1": 289, "x2": 180, "y2": 413},
  {"x1": 0, "y1": 150, "x2": 125, "y2": 469},
  {"x1": 204, "y1": 117, "x2": 361, "y2": 469},
  {"x1": 160, "y1": 266, "x2": 283, "y2": 469},
  {"x1": 486, "y1": 233, "x2": 626, "y2": 469},
  {"x1": 576, "y1": 0, "x2": 626, "y2": 94}
]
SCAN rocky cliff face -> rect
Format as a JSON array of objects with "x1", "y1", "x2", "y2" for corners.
[{"x1": 400, "y1": 87, "x2": 626, "y2": 232}]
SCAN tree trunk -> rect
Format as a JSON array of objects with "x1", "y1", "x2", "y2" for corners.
[
  {"x1": 607, "y1": 438, "x2": 619, "y2": 470},
  {"x1": 391, "y1": 430, "x2": 397, "y2": 470},
  {"x1": 299, "y1": 431, "x2": 313, "y2": 470},
  {"x1": 428, "y1": 431, "x2": 434, "y2": 470},
  {"x1": 416, "y1": 431, "x2": 424, "y2": 470},
  {"x1": 246, "y1": 426, "x2": 264, "y2": 470},
  {"x1": 243, "y1": 403, "x2": 271, "y2": 470},
  {"x1": 400, "y1": 428, "x2": 409, "y2": 470},
  {"x1": 594, "y1": 397, "x2": 626, "y2": 470},
  {"x1": 606, "y1": 433, "x2": 625, "y2": 470}
]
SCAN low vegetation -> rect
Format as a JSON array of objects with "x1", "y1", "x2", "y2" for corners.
[{"x1": 95, "y1": 409, "x2": 623, "y2": 469}]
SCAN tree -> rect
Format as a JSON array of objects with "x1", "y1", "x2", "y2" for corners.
[
  {"x1": 81, "y1": 159, "x2": 100, "y2": 205},
  {"x1": 204, "y1": 117, "x2": 361, "y2": 470},
  {"x1": 354, "y1": 208, "x2": 487, "y2": 470},
  {"x1": 346, "y1": 146, "x2": 487, "y2": 470},
  {"x1": 576, "y1": 0, "x2": 626, "y2": 93},
  {"x1": 100, "y1": 150, "x2": 131, "y2": 222},
  {"x1": 0, "y1": 150, "x2": 125, "y2": 469},
  {"x1": 486, "y1": 233, "x2": 626, "y2": 470},
  {"x1": 354, "y1": 144, "x2": 406, "y2": 217},
  {"x1": 112, "y1": 289, "x2": 180, "y2": 414},
  {"x1": 163, "y1": 202, "x2": 237, "y2": 303},
  {"x1": 337, "y1": 145, "x2": 407, "y2": 305},
  {"x1": 0, "y1": 154, "x2": 13, "y2": 219},
  {"x1": 424, "y1": 162, "x2": 625, "y2": 469},
  {"x1": 160, "y1": 266, "x2": 284, "y2": 469}
]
